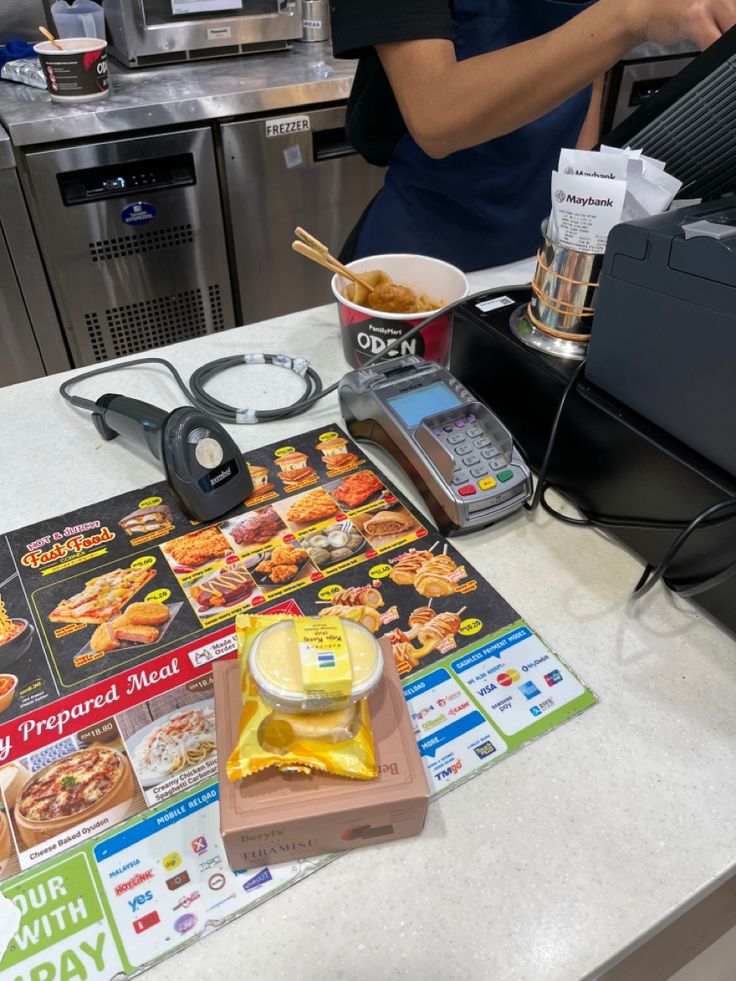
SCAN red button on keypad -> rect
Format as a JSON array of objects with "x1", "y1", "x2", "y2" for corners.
[{"x1": 458, "y1": 484, "x2": 476, "y2": 496}]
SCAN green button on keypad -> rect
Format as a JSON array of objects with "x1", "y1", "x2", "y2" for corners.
[{"x1": 497, "y1": 469, "x2": 513, "y2": 482}]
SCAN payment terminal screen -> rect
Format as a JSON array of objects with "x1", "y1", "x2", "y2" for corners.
[{"x1": 388, "y1": 382, "x2": 461, "y2": 428}]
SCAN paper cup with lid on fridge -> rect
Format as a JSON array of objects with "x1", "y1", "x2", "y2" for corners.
[
  {"x1": 332, "y1": 253, "x2": 469, "y2": 368},
  {"x1": 34, "y1": 37, "x2": 109, "y2": 103}
]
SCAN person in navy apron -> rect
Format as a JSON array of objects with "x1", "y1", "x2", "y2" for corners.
[{"x1": 332, "y1": 0, "x2": 735, "y2": 270}]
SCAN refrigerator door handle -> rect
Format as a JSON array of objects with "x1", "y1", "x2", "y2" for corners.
[{"x1": 312, "y1": 127, "x2": 357, "y2": 163}]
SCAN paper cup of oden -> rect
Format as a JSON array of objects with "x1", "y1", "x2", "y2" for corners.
[
  {"x1": 33, "y1": 38, "x2": 109, "y2": 103},
  {"x1": 332, "y1": 253, "x2": 469, "y2": 368}
]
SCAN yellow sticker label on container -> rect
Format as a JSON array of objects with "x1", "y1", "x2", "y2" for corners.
[
  {"x1": 369, "y1": 563, "x2": 392, "y2": 579},
  {"x1": 138, "y1": 496, "x2": 163, "y2": 509},
  {"x1": 274, "y1": 446, "x2": 296, "y2": 457},
  {"x1": 131, "y1": 555, "x2": 156, "y2": 569},
  {"x1": 294, "y1": 616, "x2": 352, "y2": 705},
  {"x1": 318, "y1": 431, "x2": 339, "y2": 442}
]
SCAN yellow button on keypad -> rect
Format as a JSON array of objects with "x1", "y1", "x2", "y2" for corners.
[{"x1": 478, "y1": 476, "x2": 496, "y2": 491}]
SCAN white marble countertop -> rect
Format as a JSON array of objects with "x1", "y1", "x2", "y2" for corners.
[{"x1": 1, "y1": 257, "x2": 735, "y2": 981}]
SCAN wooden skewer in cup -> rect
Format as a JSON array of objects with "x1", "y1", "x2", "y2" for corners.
[
  {"x1": 39, "y1": 26, "x2": 63, "y2": 50},
  {"x1": 292, "y1": 227, "x2": 373, "y2": 290},
  {"x1": 291, "y1": 240, "x2": 373, "y2": 291},
  {"x1": 294, "y1": 226, "x2": 331, "y2": 255}
]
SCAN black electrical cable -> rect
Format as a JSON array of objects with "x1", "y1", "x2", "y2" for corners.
[
  {"x1": 631, "y1": 497, "x2": 736, "y2": 599},
  {"x1": 59, "y1": 284, "x2": 530, "y2": 423},
  {"x1": 525, "y1": 358, "x2": 588, "y2": 513},
  {"x1": 513, "y1": 350, "x2": 736, "y2": 602},
  {"x1": 538, "y1": 485, "x2": 736, "y2": 533},
  {"x1": 59, "y1": 354, "x2": 325, "y2": 424},
  {"x1": 538, "y1": 483, "x2": 736, "y2": 600},
  {"x1": 59, "y1": 285, "x2": 736, "y2": 601}
]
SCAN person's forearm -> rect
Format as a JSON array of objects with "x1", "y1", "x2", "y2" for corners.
[
  {"x1": 378, "y1": 0, "x2": 640, "y2": 158},
  {"x1": 577, "y1": 76, "x2": 605, "y2": 150}
]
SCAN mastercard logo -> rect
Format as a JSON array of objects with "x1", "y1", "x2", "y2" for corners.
[{"x1": 497, "y1": 669, "x2": 521, "y2": 687}]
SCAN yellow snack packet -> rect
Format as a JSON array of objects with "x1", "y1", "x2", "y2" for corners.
[{"x1": 227, "y1": 613, "x2": 381, "y2": 781}]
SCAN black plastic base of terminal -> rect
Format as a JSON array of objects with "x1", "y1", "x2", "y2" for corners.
[{"x1": 450, "y1": 288, "x2": 736, "y2": 636}]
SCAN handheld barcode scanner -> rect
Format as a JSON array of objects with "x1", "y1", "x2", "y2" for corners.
[{"x1": 91, "y1": 394, "x2": 253, "y2": 522}]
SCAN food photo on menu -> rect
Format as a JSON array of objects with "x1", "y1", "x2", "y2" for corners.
[
  {"x1": 314, "y1": 434, "x2": 361, "y2": 473},
  {"x1": 271, "y1": 485, "x2": 341, "y2": 531},
  {"x1": 315, "y1": 583, "x2": 387, "y2": 635},
  {"x1": 245, "y1": 462, "x2": 276, "y2": 501},
  {"x1": 27, "y1": 553, "x2": 191, "y2": 688},
  {"x1": 116, "y1": 682, "x2": 217, "y2": 805},
  {"x1": 78, "y1": 600, "x2": 184, "y2": 660},
  {"x1": 0, "y1": 798, "x2": 17, "y2": 884},
  {"x1": 47, "y1": 565, "x2": 157, "y2": 625},
  {"x1": 118, "y1": 503, "x2": 175, "y2": 540},
  {"x1": 297, "y1": 520, "x2": 368, "y2": 569},
  {"x1": 274, "y1": 450, "x2": 318, "y2": 490},
  {"x1": 349, "y1": 505, "x2": 422, "y2": 549},
  {"x1": 247, "y1": 543, "x2": 317, "y2": 593},
  {"x1": 162, "y1": 525, "x2": 234, "y2": 573},
  {"x1": 184, "y1": 559, "x2": 261, "y2": 622},
  {"x1": 0, "y1": 589, "x2": 40, "y2": 722},
  {"x1": 0, "y1": 730, "x2": 143, "y2": 865},
  {"x1": 219, "y1": 504, "x2": 287, "y2": 553},
  {"x1": 327, "y1": 470, "x2": 387, "y2": 510}
]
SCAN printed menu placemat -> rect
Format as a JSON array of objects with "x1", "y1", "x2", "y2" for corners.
[{"x1": 0, "y1": 425, "x2": 596, "y2": 979}]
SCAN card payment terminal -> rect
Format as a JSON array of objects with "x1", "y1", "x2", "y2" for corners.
[{"x1": 338, "y1": 357, "x2": 531, "y2": 535}]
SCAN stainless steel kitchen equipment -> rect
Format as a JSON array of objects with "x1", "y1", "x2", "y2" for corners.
[
  {"x1": 21, "y1": 127, "x2": 235, "y2": 367},
  {"x1": 1, "y1": 0, "x2": 47, "y2": 42},
  {"x1": 300, "y1": 0, "x2": 330, "y2": 42},
  {"x1": 103, "y1": 0, "x2": 302, "y2": 68},
  {"x1": 222, "y1": 104, "x2": 384, "y2": 324},
  {"x1": 0, "y1": 128, "x2": 70, "y2": 386}
]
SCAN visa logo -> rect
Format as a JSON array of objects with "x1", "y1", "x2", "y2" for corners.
[{"x1": 477, "y1": 683, "x2": 497, "y2": 696}]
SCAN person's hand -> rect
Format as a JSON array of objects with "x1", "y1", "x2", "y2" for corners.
[{"x1": 627, "y1": 0, "x2": 736, "y2": 49}]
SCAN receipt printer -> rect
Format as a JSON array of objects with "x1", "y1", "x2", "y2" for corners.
[{"x1": 586, "y1": 199, "x2": 736, "y2": 478}]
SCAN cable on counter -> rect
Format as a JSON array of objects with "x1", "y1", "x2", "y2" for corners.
[
  {"x1": 59, "y1": 284, "x2": 531, "y2": 423},
  {"x1": 61, "y1": 284, "x2": 735, "y2": 602}
]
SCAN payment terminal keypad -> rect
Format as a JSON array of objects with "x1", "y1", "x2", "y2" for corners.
[{"x1": 431, "y1": 410, "x2": 514, "y2": 498}]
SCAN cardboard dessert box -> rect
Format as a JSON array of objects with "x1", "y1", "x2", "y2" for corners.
[{"x1": 214, "y1": 654, "x2": 430, "y2": 868}]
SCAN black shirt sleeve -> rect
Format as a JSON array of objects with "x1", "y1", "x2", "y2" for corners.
[
  {"x1": 331, "y1": 0, "x2": 453, "y2": 59},
  {"x1": 331, "y1": 0, "x2": 453, "y2": 167}
]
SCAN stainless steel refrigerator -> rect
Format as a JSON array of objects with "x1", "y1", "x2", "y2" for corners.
[
  {"x1": 222, "y1": 103, "x2": 384, "y2": 325},
  {"x1": 21, "y1": 126, "x2": 235, "y2": 367}
]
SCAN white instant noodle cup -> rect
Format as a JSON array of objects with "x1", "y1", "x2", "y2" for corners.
[{"x1": 34, "y1": 37, "x2": 109, "y2": 103}]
